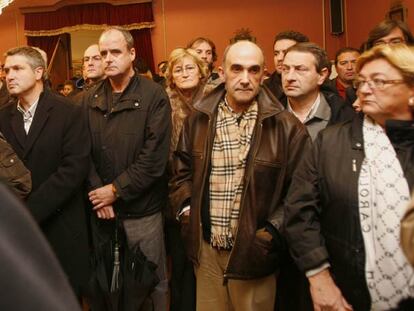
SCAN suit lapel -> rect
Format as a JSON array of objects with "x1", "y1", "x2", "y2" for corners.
[
  {"x1": 10, "y1": 107, "x2": 27, "y2": 150},
  {"x1": 24, "y1": 92, "x2": 53, "y2": 157}
]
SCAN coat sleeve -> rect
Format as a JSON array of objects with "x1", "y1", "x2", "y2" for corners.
[
  {"x1": 283, "y1": 132, "x2": 330, "y2": 272},
  {"x1": 112, "y1": 88, "x2": 172, "y2": 201},
  {"x1": 27, "y1": 104, "x2": 91, "y2": 223},
  {"x1": 168, "y1": 115, "x2": 193, "y2": 217},
  {"x1": 0, "y1": 132, "x2": 32, "y2": 199}
]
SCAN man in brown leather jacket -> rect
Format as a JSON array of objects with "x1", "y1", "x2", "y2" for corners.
[
  {"x1": 0, "y1": 131, "x2": 31, "y2": 198},
  {"x1": 169, "y1": 40, "x2": 310, "y2": 311}
]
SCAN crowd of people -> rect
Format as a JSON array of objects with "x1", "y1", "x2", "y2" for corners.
[{"x1": 0, "y1": 18, "x2": 414, "y2": 311}]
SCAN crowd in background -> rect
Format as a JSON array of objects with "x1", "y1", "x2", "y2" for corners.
[{"x1": 0, "y1": 17, "x2": 414, "y2": 311}]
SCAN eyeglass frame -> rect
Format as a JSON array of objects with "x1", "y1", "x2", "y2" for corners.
[
  {"x1": 373, "y1": 37, "x2": 406, "y2": 46},
  {"x1": 353, "y1": 78, "x2": 405, "y2": 90},
  {"x1": 172, "y1": 65, "x2": 198, "y2": 76}
]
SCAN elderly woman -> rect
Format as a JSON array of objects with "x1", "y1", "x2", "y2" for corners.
[
  {"x1": 284, "y1": 44, "x2": 414, "y2": 311},
  {"x1": 165, "y1": 47, "x2": 209, "y2": 311},
  {"x1": 166, "y1": 47, "x2": 210, "y2": 155}
]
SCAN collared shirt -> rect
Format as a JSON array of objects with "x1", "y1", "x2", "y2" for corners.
[
  {"x1": 288, "y1": 93, "x2": 331, "y2": 141},
  {"x1": 17, "y1": 98, "x2": 40, "y2": 134}
]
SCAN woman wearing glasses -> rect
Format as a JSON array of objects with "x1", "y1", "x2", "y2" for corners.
[
  {"x1": 284, "y1": 44, "x2": 414, "y2": 311},
  {"x1": 165, "y1": 47, "x2": 210, "y2": 311}
]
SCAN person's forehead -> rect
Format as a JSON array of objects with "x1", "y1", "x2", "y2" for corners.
[
  {"x1": 360, "y1": 58, "x2": 397, "y2": 75},
  {"x1": 5, "y1": 54, "x2": 29, "y2": 66},
  {"x1": 284, "y1": 50, "x2": 315, "y2": 65},
  {"x1": 84, "y1": 45, "x2": 100, "y2": 57},
  {"x1": 274, "y1": 39, "x2": 297, "y2": 51},
  {"x1": 337, "y1": 51, "x2": 360, "y2": 61},
  {"x1": 226, "y1": 43, "x2": 263, "y2": 65},
  {"x1": 192, "y1": 41, "x2": 212, "y2": 51},
  {"x1": 99, "y1": 30, "x2": 126, "y2": 46},
  {"x1": 379, "y1": 27, "x2": 405, "y2": 41}
]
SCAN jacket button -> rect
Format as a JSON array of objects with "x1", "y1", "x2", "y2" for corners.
[
  {"x1": 94, "y1": 94, "x2": 98, "y2": 98},
  {"x1": 356, "y1": 143, "x2": 361, "y2": 147},
  {"x1": 9, "y1": 158, "x2": 14, "y2": 163},
  {"x1": 134, "y1": 102, "x2": 140, "y2": 107}
]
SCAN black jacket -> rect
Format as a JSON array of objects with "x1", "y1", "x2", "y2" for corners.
[
  {"x1": 0, "y1": 89, "x2": 91, "y2": 292},
  {"x1": 284, "y1": 115, "x2": 414, "y2": 311},
  {"x1": 170, "y1": 84, "x2": 311, "y2": 280},
  {"x1": 83, "y1": 74, "x2": 172, "y2": 218}
]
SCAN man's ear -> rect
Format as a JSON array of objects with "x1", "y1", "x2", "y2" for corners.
[
  {"x1": 317, "y1": 67, "x2": 329, "y2": 85},
  {"x1": 34, "y1": 67, "x2": 44, "y2": 81},
  {"x1": 218, "y1": 66, "x2": 225, "y2": 80},
  {"x1": 130, "y1": 48, "x2": 136, "y2": 62}
]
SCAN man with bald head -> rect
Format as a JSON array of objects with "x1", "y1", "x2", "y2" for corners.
[
  {"x1": 82, "y1": 44, "x2": 105, "y2": 89},
  {"x1": 170, "y1": 40, "x2": 310, "y2": 311}
]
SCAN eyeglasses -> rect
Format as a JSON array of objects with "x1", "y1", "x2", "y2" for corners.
[
  {"x1": 373, "y1": 38, "x2": 406, "y2": 46},
  {"x1": 173, "y1": 65, "x2": 197, "y2": 76},
  {"x1": 353, "y1": 78, "x2": 405, "y2": 90}
]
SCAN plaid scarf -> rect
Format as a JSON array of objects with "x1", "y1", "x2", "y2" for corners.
[{"x1": 209, "y1": 98, "x2": 258, "y2": 249}]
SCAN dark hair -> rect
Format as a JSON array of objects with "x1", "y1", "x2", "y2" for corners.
[
  {"x1": 273, "y1": 30, "x2": 309, "y2": 47},
  {"x1": 230, "y1": 28, "x2": 256, "y2": 44},
  {"x1": 286, "y1": 42, "x2": 330, "y2": 73},
  {"x1": 135, "y1": 58, "x2": 151, "y2": 74},
  {"x1": 187, "y1": 37, "x2": 217, "y2": 63},
  {"x1": 63, "y1": 80, "x2": 75, "y2": 87},
  {"x1": 158, "y1": 60, "x2": 168, "y2": 73},
  {"x1": 334, "y1": 47, "x2": 361, "y2": 64},
  {"x1": 366, "y1": 19, "x2": 414, "y2": 49}
]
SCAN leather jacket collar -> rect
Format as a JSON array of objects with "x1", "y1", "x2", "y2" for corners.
[{"x1": 193, "y1": 83, "x2": 285, "y2": 121}]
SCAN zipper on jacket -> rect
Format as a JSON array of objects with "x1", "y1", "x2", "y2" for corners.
[{"x1": 223, "y1": 121, "x2": 263, "y2": 283}]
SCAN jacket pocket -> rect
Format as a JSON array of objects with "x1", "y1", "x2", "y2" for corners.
[{"x1": 0, "y1": 145, "x2": 31, "y2": 197}]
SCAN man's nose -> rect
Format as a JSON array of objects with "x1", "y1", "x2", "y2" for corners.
[{"x1": 276, "y1": 52, "x2": 285, "y2": 62}]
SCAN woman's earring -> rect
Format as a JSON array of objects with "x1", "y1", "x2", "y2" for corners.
[{"x1": 409, "y1": 97, "x2": 414, "y2": 107}]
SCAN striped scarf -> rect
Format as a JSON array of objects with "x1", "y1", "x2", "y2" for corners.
[{"x1": 209, "y1": 98, "x2": 258, "y2": 249}]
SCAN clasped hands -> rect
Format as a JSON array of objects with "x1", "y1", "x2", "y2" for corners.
[{"x1": 88, "y1": 184, "x2": 117, "y2": 219}]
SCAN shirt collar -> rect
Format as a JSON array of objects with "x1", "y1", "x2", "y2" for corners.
[
  {"x1": 17, "y1": 96, "x2": 40, "y2": 118},
  {"x1": 287, "y1": 93, "x2": 321, "y2": 123}
]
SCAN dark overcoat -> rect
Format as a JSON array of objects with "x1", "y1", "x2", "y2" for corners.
[{"x1": 0, "y1": 89, "x2": 91, "y2": 292}]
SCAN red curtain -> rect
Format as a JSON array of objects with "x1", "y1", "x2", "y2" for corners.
[
  {"x1": 24, "y1": 2, "x2": 153, "y2": 33},
  {"x1": 24, "y1": 2, "x2": 155, "y2": 76},
  {"x1": 27, "y1": 35, "x2": 60, "y2": 68},
  {"x1": 131, "y1": 29, "x2": 155, "y2": 73}
]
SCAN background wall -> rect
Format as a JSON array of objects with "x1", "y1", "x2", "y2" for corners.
[
  {"x1": 0, "y1": 0, "x2": 412, "y2": 73},
  {"x1": 346, "y1": 0, "x2": 414, "y2": 49},
  {"x1": 151, "y1": 0, "x2": 325, "y2": 72}
]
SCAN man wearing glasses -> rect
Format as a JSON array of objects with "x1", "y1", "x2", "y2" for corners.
[{"x1": 366, "y1": 19, "x2": 414, "y2": 49}]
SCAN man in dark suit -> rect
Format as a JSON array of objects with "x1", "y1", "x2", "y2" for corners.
[{"x1": 0, "y1": 46, "x2": 90, "y2": 296}]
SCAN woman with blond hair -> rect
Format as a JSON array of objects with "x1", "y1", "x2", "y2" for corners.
[
  {"x1": 166, "y1": 47, "x2": 210, "y2": 155},
  {"x1": 285, "y1": 44, "x2": 414, "y2": 311},
  {"x1": 165, "y1": 47, "x2": 209, "y2": 311}
]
